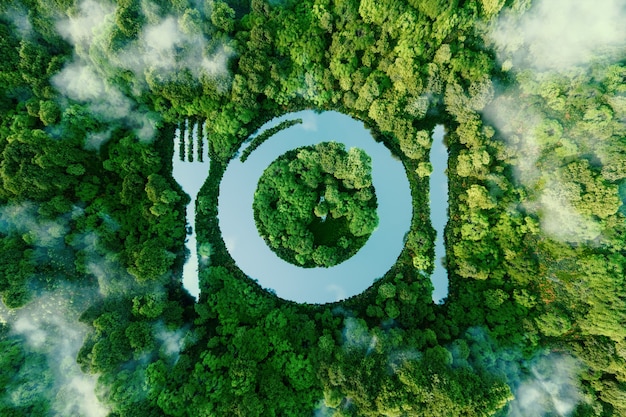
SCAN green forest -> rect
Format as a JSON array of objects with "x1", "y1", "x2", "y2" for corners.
[
  {"x1": 0, "y1": 0, "x2": 624, "y2": 416},
  {"x1": 253, "y1": 142, "x2": 378, "y2": 268}
]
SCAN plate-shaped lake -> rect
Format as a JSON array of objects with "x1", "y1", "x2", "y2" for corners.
[{"x1": 218, "y1": 111, "x2": 412, "y2": 304}]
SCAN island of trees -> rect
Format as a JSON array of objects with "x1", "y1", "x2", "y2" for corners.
[
  {"x1": 254, "y1": 142, "x2": 378, "y2": 268},
  {"x1": 0, "y1": 0, "x2": 624, "y2": 416}
]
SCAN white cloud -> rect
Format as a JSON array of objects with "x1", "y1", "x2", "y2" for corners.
[
  {"x1": 86, "y1": 254, "x2": 136, "y2": 297},
  {"x1": 52, "y1": 0, "x2": 234, "y2": 142},
  {"x1": 121, "y1": 17, "x2": 185, "y2": 76},
  {"x1": 127, "y1": 110, "x2": 160, "y2": 142},
  {"x1": 56, "y1": 0, "x2": 115, "y2": 48},
  {"x1": 387, "y1": 349, "x2": 422, "y2": 373},
  {"x1": 341, "y1": 317, "x2": 378, "y2": 353},
  {"x1": 483, "y1": 0, "x2": 626, "y2": 180},
  {"x1": 483, "y1": 92, "x2": 610, "y2": 244},
  {"x1": 55, "y1": 375, "x2": 106, "y2": 417},
  {"x1": 2, "y1": 5, "x2": 33, "y2": 38},
  {"x1": 0, "y1": 201, "x2": 69, "y2": 248},
  {"x1": 507, "y1": 354, "x2": 583, "y2": 417},
  {"x1": 51, "y1": 56, "x2": 157, "y2": 141},
  {"x1": 1, "y1": 289, "x2": 109, "y2": 417},
  {"x1": 155, "y1": 324, "x2": 186, "y2": 361},
  {"x1": 537, "y1": 180, "x2": 602, "y2": 243},
  {"x1": 85, "y1": 129, "x2": 114, "y2": 151},
  {"x1": 489, "y1": 0, "x2": 626, "y2": 71},
  {"x1": 464, "y1": 328, "x2": 584, "y2": 416},
  {"x1": 116, "y1": 14, "x2": 233, "y2": 84},
  {"x1": 313, "y1": 401, "x2": 335, "y2": 417},
  {"x1": 12, "y1": 315, "x2": 47, "y2": 348},
  {"x1": 52, "y1": 58, "x2": 162, "y2": 142},
  {"x1": 53, "y1": 62, "x2": 120, "y2": 108},
  {"x1": 483, "y1": 91, "x2": 543, "y2": 184}
]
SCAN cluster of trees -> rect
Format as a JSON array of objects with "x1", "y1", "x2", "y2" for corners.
[
  {"x1": 1, "y1": 0, "x2": 624, "y2": 415},
  {"x1": 240, "y1": 118, "x2": 302, "y2": 162},
  {"x1": 441, "y1": 26, "x2": 626, "y2": 417},
  {"x1": 253, "y1": 142, "x2": 378, "y2": 268}
]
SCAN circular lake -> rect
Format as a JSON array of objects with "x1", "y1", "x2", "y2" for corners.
[{"x1": 218, "y1": 111, "x2": 412, "y2": 304}]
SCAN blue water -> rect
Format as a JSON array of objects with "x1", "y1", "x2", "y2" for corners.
[
  {"x1": 218, "y1": 111, "x2": 412, "y2": 304},
  {"x1": 430, "y1": 125, "x2": 448, "y2": 304},
  {"x1": 176, "y1": 113, "x2": 450, "y2": 305}
]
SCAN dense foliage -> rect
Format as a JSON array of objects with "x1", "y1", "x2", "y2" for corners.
[
  {"x1": 0, "y1": 0, "x2": 624, "y2": 416},
  {"x1": 254, "y1": 142, "x2": 378, "y2": 267}
]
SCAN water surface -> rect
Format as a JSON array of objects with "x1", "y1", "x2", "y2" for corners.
[
  {"x1": 176, "y1": 114, "x2": 450, "y2": 305},
  {"x1": 430, "y1": 125, "x2": 449, "y2": 303},
  {"x1": 218, "y1": 111, "x2": 412, "y2": 304},
  {"x1": 172, "y1": 125, "x2": 208, "y2": 300}
]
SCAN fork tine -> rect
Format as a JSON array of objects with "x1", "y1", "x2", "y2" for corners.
[
  {"x1": 187, "y1": 120, "x2": 194, "y2": 163},
  {"x1": 174, "y1": 119, "x2": 209, "y2": 164},
  {"x1": 178, "y1": 121, "x2": 185, "y2": 161},
  {"x1": 203, "y1": 119, "x2": 209, "y2": 163},
  {"x1": 197, "y1": 119, "x2": 204, "y2": 163}
]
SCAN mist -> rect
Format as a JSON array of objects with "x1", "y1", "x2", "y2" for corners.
[
  {"x1": 2, "y1": 4, "x2": 33, "y2": 38},
  {"x1": 465, "y1": 328, "x2": 584, "y2": 416},
  {"x1": 52, "y1": 61, "x2": 132, "y2": 117},
  {"x1": 52, "y1": 0, "x2": 232, "y2": 144},
  {"x1": 0, "y1": 201, "x2": 126, "y2": 414},
  {"x1": 0, "y1": 288, "x2": 108, "y2": 417},
  {"x1": 55, "y1": 0, "x2": 115, "y2": 49},
  {"x1": 537, "y1": 179, "x2": 602, "y2": 242},
  {"x1": 116, "y1": 15, "x2": 233, "y2": 85},
  {"x1": 53, "y1": 0, "x2": 158, "y2": 142},
  {"x1": 489, "y1": 0, "x2": 626, "y2": 71},
  {"x1": 154, "y1": 322, "x2": 186, "y2": 362},
  {"x1": 85, "y1": 129, "x2": 114, "y2": 151},
  {"x1": 341, "y1": 316, "x2": 378, "y2": 353},
  {"x1": 483, "y1": 93, "x2": 608, "y2": 243},
  {"x1": 0, "y1": 202, "x2": 70, "y2": 248},
  {"x1": 0, "y1": 198, "x2": 182, "y2": 413}
]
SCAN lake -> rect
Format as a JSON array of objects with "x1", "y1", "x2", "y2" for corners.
[
  {"x1": 430, "y1": 125, "x2": 448, "y2": 304},
  {"x1": 176, "y1": 111, "x2": 449, "y2": 304}
]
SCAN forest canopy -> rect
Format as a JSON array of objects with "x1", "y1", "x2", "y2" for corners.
[
  {"x1": 0, "y1": 0, "x2": 624, "y2": 416},
  {"x1": 253, "y1": 142, "x2": 378, "y2": 268}
]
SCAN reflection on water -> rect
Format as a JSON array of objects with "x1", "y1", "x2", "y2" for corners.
[
  {"x1": 430, "y1": 125, "x2": 449, "y2": 304},
  {"x1": 175, "y1": 115, "x2": 449, "y2": 305}
]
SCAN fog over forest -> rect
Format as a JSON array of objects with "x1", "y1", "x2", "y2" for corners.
[
  {"x1": 0, "y1": 0, "x2": 624, "y2": 415},
  {"x1": 484, "y1": 0, "x2": 626, "y2": 244}
]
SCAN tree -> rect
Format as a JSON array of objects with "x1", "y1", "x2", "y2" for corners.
[
  {"x1": 479, "y1": 0, "x2": 506, "y2": 17},
  {"x1": 125, "y1": 321, "x2": 155, "y2": 352},
  {"x1": 455, "y1": 148, "x2": 490, "y2": 178},
  {"x1": 378, "y1": 283, "x2": 396, "y2": 299},
  {"x1": 129, "y1": 239, "x2": 176, "y2": 281},
  {"x1": 253, "y1": 143, "x2": 378, "y2": 267},
  {"x1": 38, "y1": 100, "x2": 60, "y2": 126}
]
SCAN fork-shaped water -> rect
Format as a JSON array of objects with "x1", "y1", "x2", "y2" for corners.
[{"x1": 172, "y1": 120, "x2": 209, "y2": 300}]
